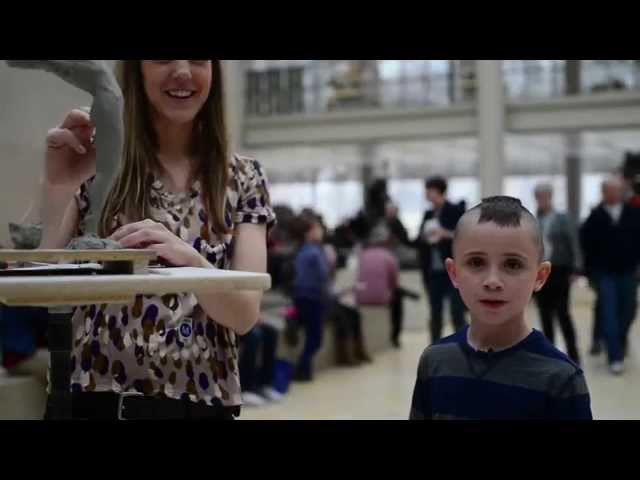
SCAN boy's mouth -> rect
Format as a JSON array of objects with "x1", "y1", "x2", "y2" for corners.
[{"x1": 479, "y1": 299, "x2": 508, "y2": 309}]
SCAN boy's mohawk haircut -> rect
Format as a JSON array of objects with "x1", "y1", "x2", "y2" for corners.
[
  {"x1": 453, "y1": 195, "x2": 544, "y2": 261},
  {"x1": 477, "y1": 196, "x2": 528, "y2": 227}
]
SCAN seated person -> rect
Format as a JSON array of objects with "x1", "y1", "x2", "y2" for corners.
[
  {"x1": 327, "y1": 287, "x2": 372, "y2": 366},
  {"x1": 238, "y1": 321, "x2": 283, "y2": 406}
]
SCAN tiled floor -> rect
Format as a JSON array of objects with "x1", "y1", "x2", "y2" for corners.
[{"x1": 241, "y1": 281, "x2": 640, "y2": 420}]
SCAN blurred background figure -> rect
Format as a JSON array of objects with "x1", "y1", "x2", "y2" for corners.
[
  {"x1": 415, "y1": 176, "x2": 467, "y2": 344},
  {"x1": 533, "y1": 182, "x2": 583, "y2": 364},
  {"x1": 239, "y1": 320, "x2": 283, "y2": 407},
  {"x1": 290, "y1": 211, "x2": 332, "y2": 382},
  {"x1": 580, "y1": 176, "x2": 640, "y2": 375},
  {"x1": 355, "y1": 224, "x2": 399, "y2": 346}
]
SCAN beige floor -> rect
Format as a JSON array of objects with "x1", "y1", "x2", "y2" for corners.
[{"x1": 241, "y1": 282, "x2": 640, "y2": 420}]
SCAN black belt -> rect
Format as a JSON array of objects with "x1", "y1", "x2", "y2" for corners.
[{"x1": 63, "y1": 392, "x2": 239, "y2": 420}]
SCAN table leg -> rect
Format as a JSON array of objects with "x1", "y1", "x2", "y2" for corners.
[{"x1": 45, "y1": 307, "x2": 74, "y2": 420}]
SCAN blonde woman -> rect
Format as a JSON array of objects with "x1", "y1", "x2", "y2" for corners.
[{"x1": 39, "y1": 60, "x2": 275, "y2": 419}]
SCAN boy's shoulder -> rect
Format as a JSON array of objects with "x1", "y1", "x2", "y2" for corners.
[
  {"x1": 517, "y1": 332, "x2": 590, "y2": 402},
  {"x1": 417, "y1": 329, "x2": 467, "y2": 374},
  {"x1": 417, "y1": 328, "x2": 584, "y2": 386},
  {"x1": 520, "y1": 329, "x2": 584, "y2": 376},
  {"x1": 431, "y1": 329, "x2": 466, "y2": 349}
]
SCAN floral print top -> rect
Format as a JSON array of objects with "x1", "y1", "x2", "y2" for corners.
[{"x1": 67, "y1": 155, "x2": 275, "y2": 409}]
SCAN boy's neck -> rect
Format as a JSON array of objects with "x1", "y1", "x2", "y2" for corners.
[{"x1": 467, "y1": 318, "x2": 532, "y2": 352}]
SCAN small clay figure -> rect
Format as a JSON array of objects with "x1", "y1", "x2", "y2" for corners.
[{"x1": 8, "y1": 222, "x2": 43, "y2": 250}]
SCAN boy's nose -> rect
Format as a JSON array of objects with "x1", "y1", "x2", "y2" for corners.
[{"x1": 483, "y1": 271, "x2": 503, "y2": 291}]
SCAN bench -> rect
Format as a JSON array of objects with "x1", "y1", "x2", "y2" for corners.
[
  {"x1": 273, "y1": 266, "x2": 395, "y2": 371},
  {"x1": 0, "y1": 348, "x2": 48, "y2": 420}
]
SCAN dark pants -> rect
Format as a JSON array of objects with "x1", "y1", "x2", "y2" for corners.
[
  {"x1": 0, "y1": 305, "x2": 48, "y2": 368},
  {"x1": 423, "y1": 271, "x2": 466, "y2": 343},
  {"x1": 592, "y1": 271, "x2": 637, "y2": 364},
  {"x1": 390, "y1": 288, "x2": 403, "y2": 345},
  {"x1": 629, "y1": 275, "x2": 639, "y2": 350},
  {"x1": 295, "y1": 297, "x2": 326, "y2": 377},
  {"x1": 239, "y1": 324, "x2": 278, "y2": 393},
  {"x1": 592, "y1": 295, "x2": 603, "y2": 348},
  {"x1": 390, "y1": 286, "x2": 420, "y2": 345},
  {"x1": 534, "y1": 266, "x2": 580, "y2": 363},
  {"x1": 330, "y1": 301, "x2": 362, "y2": 341}
]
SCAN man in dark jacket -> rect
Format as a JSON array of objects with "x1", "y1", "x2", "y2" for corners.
[
  {"x1": 415, "y1": 176, "x2": 467, "y2": 343},
  {"x1": 580, "y1": 176, "x2": 640, "y2": 375}
]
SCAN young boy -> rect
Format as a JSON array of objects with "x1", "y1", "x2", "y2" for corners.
[
  {"x1": 291, "y1": 212, "x2": 331, "y2": 381},
  {"x1": 409, "y1": 196, "x2": 592, "y2": 420}
]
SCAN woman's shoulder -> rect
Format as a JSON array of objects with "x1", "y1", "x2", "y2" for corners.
[
  {"x1": 229, "y1": 153, "x2": 267, "y2": 182},
  {"x1": 227, "y1": 153, "x2": 277, "y2": 229}
]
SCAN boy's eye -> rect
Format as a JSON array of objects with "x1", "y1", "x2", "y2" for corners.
[
  {"x1": 467, "y1": 257, "x2": 485, "y2": 268},
  {"x1": 505, "y1": 259, "x2": 524, "y2": 271},
  {"x1": 189, "y1": 60, "x2": 209, "y2": 66}
]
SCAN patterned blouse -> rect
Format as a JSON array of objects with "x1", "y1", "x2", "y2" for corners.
[{"x1": 67, "y1": 155, "x2": 275, "y2": 410}]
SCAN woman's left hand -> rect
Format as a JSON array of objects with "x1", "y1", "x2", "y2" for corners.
[{"x1": 110, "y1": 219, "x2": 207, "y2": 268}]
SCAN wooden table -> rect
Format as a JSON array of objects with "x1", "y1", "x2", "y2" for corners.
[
  {"x1": 0, "y1": 266, "x2": 271, "y2": 306},
  {"x1": 0, "y1": 249, "x2": 271, "y2": 419}
]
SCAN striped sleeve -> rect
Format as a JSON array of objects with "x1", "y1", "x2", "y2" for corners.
[
  {"x1": 409, "y1": 350, "x2": 431, "y2": 420},
  {"x1": 548, "y1": 370, "x2": 593, "y2": 420}
]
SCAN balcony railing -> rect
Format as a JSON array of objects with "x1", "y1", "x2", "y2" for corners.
[
  {"x1": 245, "y1": 61, "x2": 640, "y2": 117},
  {"x1": 245, "y1": 63, "x2": 459, "y2": 117},
  {"x1": 504, "y1": 60, "x2": 640, "y2": 100},
  {"x1": 503, "y1": 61, "x2": 566, "y2": 99},
  {"x1": 582, "y1": 60, "x2": 640, "y2": 93}
]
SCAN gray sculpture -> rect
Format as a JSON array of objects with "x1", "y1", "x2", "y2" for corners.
[
  {"x1": 5, "y1": 60, "x2": 124, "y2": 249},
  {"x1": 9, "y1": 222, "x2": 43, "y2": 250}
]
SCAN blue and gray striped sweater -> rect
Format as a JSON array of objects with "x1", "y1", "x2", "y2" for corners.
[{"x1": 410, "y1": 326, "x2": 592, "y2": 420}]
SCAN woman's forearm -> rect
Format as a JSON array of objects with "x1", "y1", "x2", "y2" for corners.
[
  {"x1": 196, "y1": 289, "x2": 262, "y2": 335},
  {"x1": 39, "y1": 180, "x2": 79, "y2": 249},
  {"x1": 194, "y1": 223, "x2": 268, "y2": 335},
  {"x1": 194, "y1": 257, "x2": 262, "y2": 335}
]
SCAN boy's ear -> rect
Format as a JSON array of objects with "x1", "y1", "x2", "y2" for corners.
[
  {"x1": 445, "y1": 258, "x2": 459, "y2": 288},
  {"x1": 534, "y1": 261, "x2": 552, "y2": 292}
]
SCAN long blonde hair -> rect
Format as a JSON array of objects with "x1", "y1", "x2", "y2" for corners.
[{"x1": 99, "y1": 60, "x2": 230, "y2": 237}]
